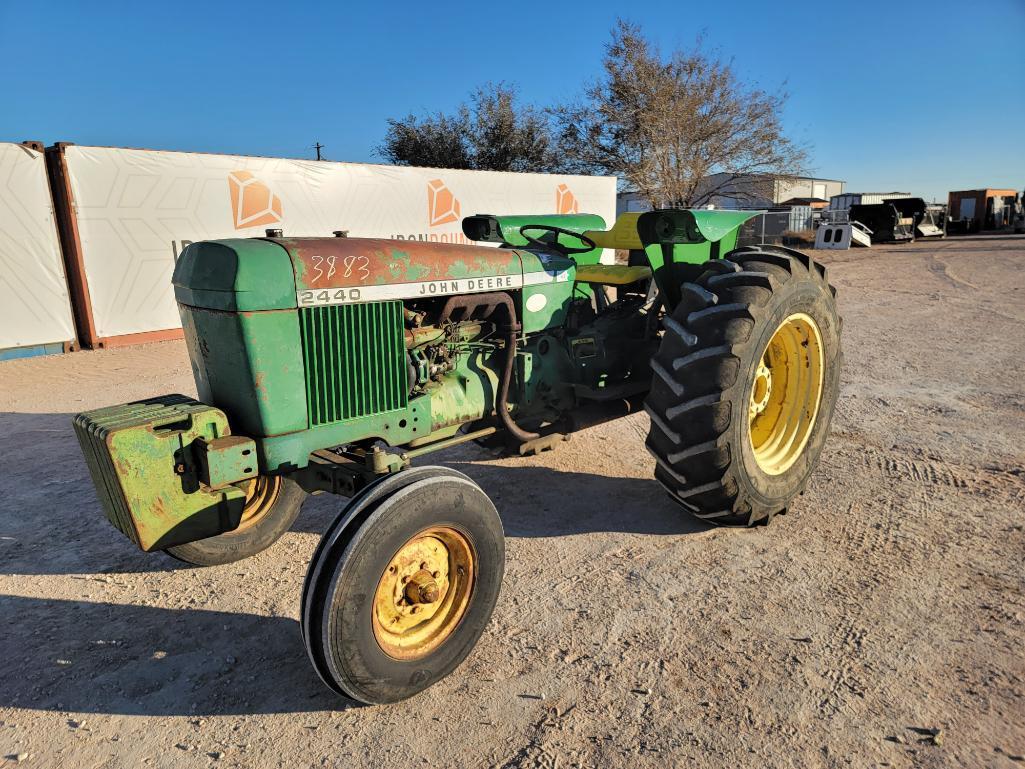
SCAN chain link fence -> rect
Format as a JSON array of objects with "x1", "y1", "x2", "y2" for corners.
[{"x1": 736, "y1": 206, "x2": 819, "y2": 248}]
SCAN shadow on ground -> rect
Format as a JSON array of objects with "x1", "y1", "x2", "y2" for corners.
[
  {"x1": 0, "y1": 595, "x2": 339, "y2": 716},
  {"x1": 1, "y1": 412, "x2": 706, "y2": 717},
  {"x1": 444, "y1": 460, "x2": 709, "y2": 538}
]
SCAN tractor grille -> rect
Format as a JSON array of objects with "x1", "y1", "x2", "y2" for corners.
[{"x1": 298, "y1": 301, "x2": 408, "y2": 427}]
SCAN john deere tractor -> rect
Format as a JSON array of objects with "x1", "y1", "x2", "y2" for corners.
[{"x1": 74, "y1": 209, "x2": 840, "y2": 704}]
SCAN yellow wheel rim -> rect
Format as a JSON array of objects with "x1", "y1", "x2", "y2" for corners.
[
  {"x1": 372, "y1": 527, "x2": 475, "y2": 661},
  {"x1": 235, "y1": 475, "x2": 282, "y2": 532},
  {"x1": 748, "y1": 312, "x2": 824, "y2": 476}
]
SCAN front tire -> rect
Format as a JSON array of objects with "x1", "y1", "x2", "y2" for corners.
[
  {"x1": 165, "y1": 475, "x2": 306, "y2": 566},
  {"x1": 644, "y1": 245, "x2": 841, "y2": 526},
  {"x1": 303, "y1": 470, "x2": 504, "y2": 704}
]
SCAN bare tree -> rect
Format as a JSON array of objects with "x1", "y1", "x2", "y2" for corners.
[
  {"x1": 553, "y1": 21, "x2": 807, "y2": 207},
  {"x1": 380, "y1": 83, "x2": 565, "y2": 172}
]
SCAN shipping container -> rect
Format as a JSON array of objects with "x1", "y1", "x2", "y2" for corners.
[{"x1": 0, "y1": 142, "x2": 77, "y2": 360}]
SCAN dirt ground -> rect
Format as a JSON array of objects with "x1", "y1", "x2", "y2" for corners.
[{"x1": 1, "y1": 235, "x2": 1023, "y2": 769}]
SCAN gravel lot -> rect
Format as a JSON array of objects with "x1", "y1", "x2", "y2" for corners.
[{"x1": 1, "y1": 235, "x2": 1023, "y2": 768}]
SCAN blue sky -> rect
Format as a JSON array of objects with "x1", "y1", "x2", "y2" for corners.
[{"x1": 1, "y1": 0, "x2": 1022, "y2": 203}]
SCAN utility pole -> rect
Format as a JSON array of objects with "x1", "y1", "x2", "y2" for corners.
[{"x1": 314, "y1": 142, "x2": 324, "y2": 161}]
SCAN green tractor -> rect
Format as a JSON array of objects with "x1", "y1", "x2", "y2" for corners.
[{"x1": 74, "y1": 209, "x2": 841, "y2": 704}]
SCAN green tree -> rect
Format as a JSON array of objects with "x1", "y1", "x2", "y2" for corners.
[{"x1": 380, "y1": 83, "x2": 564, "y2": 172}]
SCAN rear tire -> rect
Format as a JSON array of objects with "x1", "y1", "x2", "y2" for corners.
[
  {"x1": 165, "y1": 475, "x2": 306, "y2": 566},
  {"x1": 644, "y1": 245, "x2": 841, "y2": 526}
]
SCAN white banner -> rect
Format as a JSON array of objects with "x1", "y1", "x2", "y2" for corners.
[
  {"x1": 0, "y1": 143, "x2": 76, "y2": 352},
  {"x1": 62, "y1": 145, "x2": 617, "y2": 340}
]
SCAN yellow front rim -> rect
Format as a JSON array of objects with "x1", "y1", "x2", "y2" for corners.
[
  {"x1": 235, "y1": 475, "x2": 282, "y2": 532},
  {"x1": 372, "y1": 527, "x2": 475, "y2": 660},
  {"x1": 748, "y1": 312, "x2": 824, "y2": 476}
]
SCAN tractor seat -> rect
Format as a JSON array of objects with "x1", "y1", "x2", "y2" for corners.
[{"x1": 574, "y1": 264, "x2": 652, "y2": 286}]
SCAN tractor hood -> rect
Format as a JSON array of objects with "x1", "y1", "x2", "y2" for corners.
[
  {"x1": 172, "y1": 238, "x2": 299, "y2": 312},
  {"x1": 173, "y1": 236, "x2": 569, "y2": 312}
]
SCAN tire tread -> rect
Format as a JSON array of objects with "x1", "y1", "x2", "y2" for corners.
[{"x1": 645, "y1": 245, "x2": 839, "y2": 527}]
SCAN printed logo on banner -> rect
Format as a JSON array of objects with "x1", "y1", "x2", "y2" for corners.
[
  {"x1": 556, "y1": 183, "x2": 579, "y2": 214},
  {"x1": 427, "y1": 179, "x2": 461, "y2": 227},
  {"x1": 228, "y1": 170, "x2": 283, "y2": 230}
]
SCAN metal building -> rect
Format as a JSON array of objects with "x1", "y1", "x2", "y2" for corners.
[
  {"x1": 829, "y1": 192, "x2": 912, "y2": 211},
  {"x1": 947, "y1": 189, "x2": 1020, "y2": 233}
]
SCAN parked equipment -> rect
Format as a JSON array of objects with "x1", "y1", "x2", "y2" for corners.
[
  {"x1": 815, "y1": 220, "x2": 872, "y2": 249},
  {"x1": 885, "y1": 197, "x2": 944, "y2": 238},
  {"x1": 925, "y1": 203, "x2": 948, "y2": 237},
  {"x1": 848, "y1": 203, "x2": 915, "y2": 243},
  {"x1": 74, "y1": 209, "x2": 842, "y2": 704}
]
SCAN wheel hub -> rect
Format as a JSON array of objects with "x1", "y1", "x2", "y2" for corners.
[
  {"x1": 748, "y1": 312, "x2": 825, "y2": 476},
  {"x1": 372, "y1": 527, "x2": 475, "y2": 660},
  {"x1": 749, "y1": 361, "x2": 773, "y2": 417},
  {"x1": 235, "y1": 475, "x2": 281, "y2": 532},
  {"x1": 404, "y1": 569, "x2": 440, "y2": 604}
]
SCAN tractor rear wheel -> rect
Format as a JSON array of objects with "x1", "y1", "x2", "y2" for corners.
[
  {"x1": 645, "y1": 245, "x2": 841, "y2": 526},
  {"x1": 165, "y1": 475, "x2": 307, "y2": 566}
]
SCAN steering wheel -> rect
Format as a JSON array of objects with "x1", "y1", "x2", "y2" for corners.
[{"x1": 518, "y1": 225, "x2": 598, "y2": 256}]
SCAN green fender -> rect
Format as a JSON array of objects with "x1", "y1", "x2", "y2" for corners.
[{"x1": 585, "y1": 209, "x2": 759, "y2": 310}]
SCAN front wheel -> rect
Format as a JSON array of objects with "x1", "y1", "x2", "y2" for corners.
[
  {"x1": 644, "y1": 245, "x2": 841, "y2": 526},
  {"x1": 302, "y1": 469, "x2": 504, "y2": 704},
  {"x1": 165, "y1": 475, "x2": 306, "y2": 566}
]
